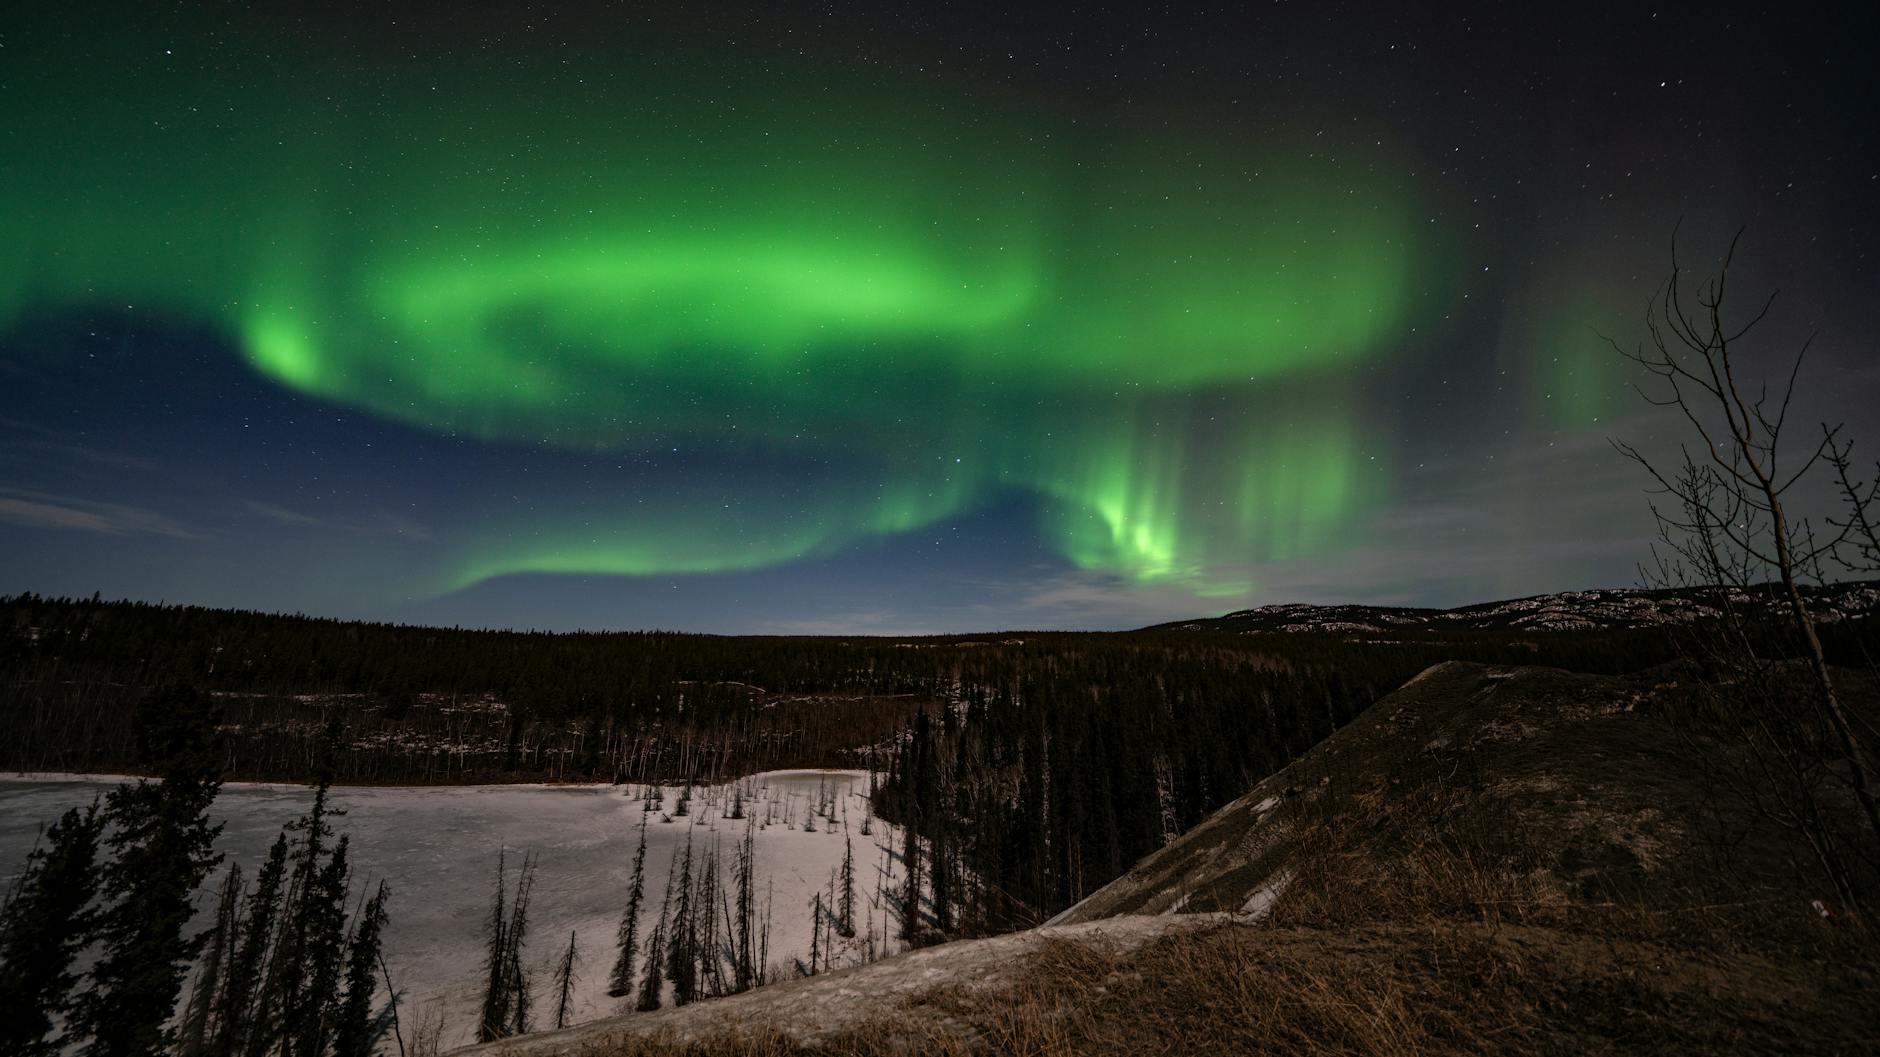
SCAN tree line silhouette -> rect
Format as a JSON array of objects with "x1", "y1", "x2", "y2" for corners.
[
  {"x1": 0, "y1": 688, "x2": 392, "y2": 1057},
  {"x1": 5, "y1": 592, "x2": 1875, "y2": 1048}
]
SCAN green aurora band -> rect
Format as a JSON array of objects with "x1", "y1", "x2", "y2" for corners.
[{"x1": 2, "y1": 11, "x2": 1441, "y2": 599}]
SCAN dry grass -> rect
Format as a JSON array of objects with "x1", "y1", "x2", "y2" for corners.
[
  {"x1": 554, "y1": 797, "x2": 1880, "y2": 1057},
  {"x1": 987, "y1": 919, "x2": 1879, "y2": 1057},
  {"x1": 540, "y1": 662, "x2": 1880, "y2": 1057},
  {"x1": 578, "y1": 854, "x2": 1867, "y2": 1047},
  {"x1": 563, "y1": 913, "x2": 1880, "y2": 1057}
]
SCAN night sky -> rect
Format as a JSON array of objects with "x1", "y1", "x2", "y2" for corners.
[{"x1": 3, "y1": 2, "x2": 1876, "y2": 633}]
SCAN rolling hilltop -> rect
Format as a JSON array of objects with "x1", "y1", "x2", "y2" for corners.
[{"x1": 1152, "y1": 581, "x2": 1880, "y2": 635}]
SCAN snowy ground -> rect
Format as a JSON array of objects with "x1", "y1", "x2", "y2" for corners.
[{"x1": 0, "y1": 770, "x2": 906, "y2": 1050}]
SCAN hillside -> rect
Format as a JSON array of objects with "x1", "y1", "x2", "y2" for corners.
[
  {"x1": 1052, "y1": 660, "x2": 1814, "y2": 924},
  {"x1": 1152, "y1": 581, "x2": 1880, "y2": 635},
  {"x1": 449, "y1": 660, "x2": 1880, "y2": 1056}
]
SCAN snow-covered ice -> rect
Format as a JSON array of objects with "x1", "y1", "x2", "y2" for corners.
[{"x1": 0, "y1": 769, "x2": 904, "y2": 1050}]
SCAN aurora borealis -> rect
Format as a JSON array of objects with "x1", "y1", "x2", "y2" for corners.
[{"x1": 3, "y1": 3, "x2": 1877, "y2": 631}]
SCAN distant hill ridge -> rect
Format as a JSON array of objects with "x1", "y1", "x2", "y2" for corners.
[{"x1": 1154, "y1": 580, "x2": 1880, "y2": 635}]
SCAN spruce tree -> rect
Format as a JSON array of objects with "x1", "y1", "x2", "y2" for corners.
[
  {"x1": 837, "y1": 836, "x2": 856, "y2": 938},
  {"x1": 759, "y1": 878, "x2": 773, "y2": 988},
  {"x1": 932, "y1": 827, "x2": 953, "y2": 935},
  {"x1": 605, "y1": 816, "x2": 648, "y2": 999},
  {"x1": 289, "y1": 835, "x2": 352, "y2": 1057},
  {"x1": 215, "y1": 832, "x2": 286, "y2": 1057},
  {"x1": 178, "y1": 862, "x2": 243, "y2": 1057},
  {"x1": 733, "y1": 821, "x2": 756, "y2": 992},
  {"x1": 636, "y1": 856, "x2": 677, "y2": 1012},
  {"x1": 0, "y1": 801, "x2": 105, "y2": 1057},
  {"x1": 476, "y1": 849, "x2": 512, "y2": 1042},
  {"x1": 550, "y1": 930, "x2": 579, "y2": 1030},
  {"x1": 666, "y1": 838, "x2": 696, "y2": 1006},
  {"x1": 503, "y1": 852, "x2": 537, "y2": 1036},
  {"x1": 634, "y1": 918, "x2": 664, "y2": 1013},
  {"x1": 257, "y1": 763, "x2": 341, "y2": 1057},
  {"x1": 900, "y1": 823, "x2": 922, "y2": 940},
  {"x1": 694, "y1": 848, "x2": 720, "y2": 998},
  {"x1": 79, "y1": 683, "x2": 225, "y2": 1057},
  {"x1": 806, "y1": 893, "x2": 823, "y2": 975},
  {"x1": 331, "y1": 882, "x2": 390, "y2": 1057},
  {"x1": 475, "y1": 846, "x2": 538, "y2": 1040}
]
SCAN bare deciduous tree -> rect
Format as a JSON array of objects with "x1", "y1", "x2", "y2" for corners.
[{"x1": 1612, "y1": 227, "x2": 1880, "y2": 915}]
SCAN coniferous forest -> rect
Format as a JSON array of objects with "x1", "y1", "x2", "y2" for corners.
[
  {"x1": 0, "y1": 684, "x2": 391, "y2": 1057},
  {"x1": 10, "y1": 591, "x2": 1876, "y2": 942},
  {"x1": 3, "y1": 592, "x2": 1697, "y2": 782},
  {"x1": 4, "y1": 594, "x2": 1879, "y2": 1053}
]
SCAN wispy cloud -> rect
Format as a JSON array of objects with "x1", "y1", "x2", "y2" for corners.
[
  {"x1": 241, "y1": 499, "x2": 325, "y2": 527},
  {"x1": 0, "y1": 425, "x2": 171, "y2": 476},
  {"x1": 986, "y1": 569, "x2": 1218, "y2": 628},
  {"x1": 751, "y1": 610, "x2": 941, "y2": 637},
  {"x1": 239, "y1": 499, "x2": 434, "y2": 542},
  {"x1": 0, "y1": 489, "x2": 199, "y2": 539},
  {"x1": 373, "y1": 510, "x2": 434, "y2": 542}
]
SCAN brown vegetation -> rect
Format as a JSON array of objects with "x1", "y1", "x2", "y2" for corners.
[
  {"x1": 454, "y1": 660, "x2": 1880, "y2": 1057},
  {"x1": 493, "y1": 917, "x2": 1878, "y2": 1057}
]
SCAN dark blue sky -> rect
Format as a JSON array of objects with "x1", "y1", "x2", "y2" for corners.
[{"x1": 3, "y1": 2, "x2": 1877, "y2": 632}]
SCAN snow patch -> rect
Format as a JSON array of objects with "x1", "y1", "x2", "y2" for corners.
[{"x1": 1240, "y1": 869, "x2": 1292, "y2": 919}]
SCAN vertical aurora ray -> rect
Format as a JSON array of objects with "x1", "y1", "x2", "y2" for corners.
[
  {"x1": 1006, "y1": 397, "x2": 1374, "y2": 596},
  {"x1": 1531, "y1": 298, "x2": 1627, "y2": 430}
]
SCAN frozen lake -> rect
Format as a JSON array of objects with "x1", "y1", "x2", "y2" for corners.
[{"x1": 0, "y1": 770, "x2": 906, "y2": 1050}]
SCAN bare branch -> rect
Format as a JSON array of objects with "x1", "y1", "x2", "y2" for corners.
[{"x1": 1612, "y1": 226, "x2": 1880, "y2": 881}]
